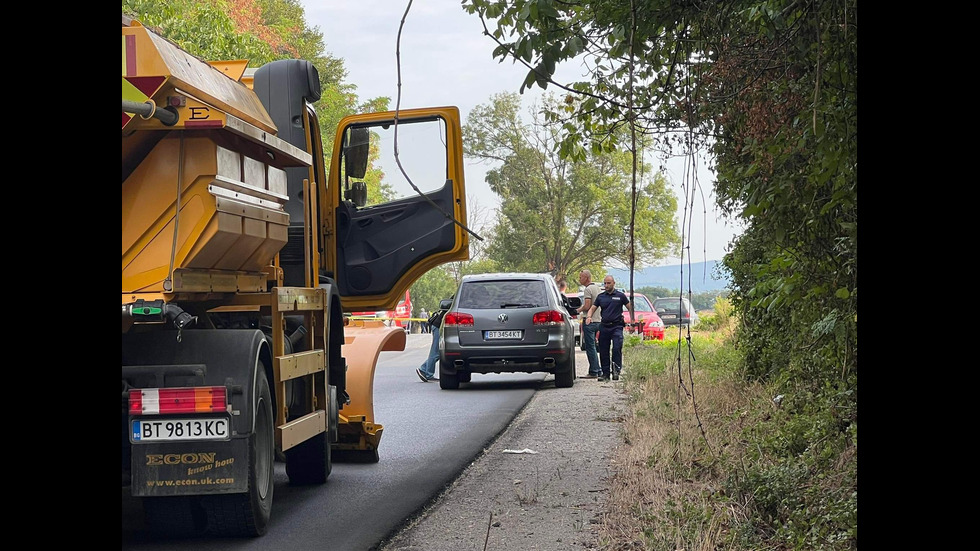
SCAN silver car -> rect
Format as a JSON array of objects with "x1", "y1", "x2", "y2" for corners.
[
  {"x1": 564, "y1": 293, "x2": 583, "y2": 345},
  {"x1": 439, "y1": 272, "x2": 577, "y2": 389}
]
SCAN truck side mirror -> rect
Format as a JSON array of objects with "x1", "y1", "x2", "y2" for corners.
[
  {"x1": 345, "y1": 181, "x2": 367, "y2": 207},
  {"x1": 439, "y1": 298, "x2": 453, "y2": 310},
  {"x1": 344, "y1": 127, "x2": 369, "y2": 179}
]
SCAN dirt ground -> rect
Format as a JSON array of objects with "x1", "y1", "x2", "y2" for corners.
[{"x1": 377, "y1": 347, "x2": 626, "y2": 551}]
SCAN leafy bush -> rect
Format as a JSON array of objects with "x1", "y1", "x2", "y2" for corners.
[{"x1": 687, "y1": 295, "x2": 736, "y2": 332}]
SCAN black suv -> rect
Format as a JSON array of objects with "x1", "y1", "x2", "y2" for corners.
[{"x1": 652, "y1": 297, "x2": 699, "y2": 327}]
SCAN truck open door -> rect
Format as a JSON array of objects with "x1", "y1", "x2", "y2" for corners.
[{"x1": 324, "y1": 109, "x2": 470, "y2": 312}]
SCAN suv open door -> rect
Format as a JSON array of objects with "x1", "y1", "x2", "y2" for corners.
[{"x1": 324, "y1": 108, "x2": 470, "y2": 311}]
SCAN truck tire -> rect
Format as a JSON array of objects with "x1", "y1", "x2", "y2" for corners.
[
  {"x1": 285, "y1": 381, "x2": 335, "y2": 484},
  {"x1": 554, "y1": 354, "x2": 575, "y2": 388},
  {"x1": 202, "y1": 367, "x2": 275, "y2": 536},
  {"x1": 285, "y1": 431, "x2": 330, "y2": 484},
  {"x1": 143, "y1": 496, "x2": 204, "y2": 536}
]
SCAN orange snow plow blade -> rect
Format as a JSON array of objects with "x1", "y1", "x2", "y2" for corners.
[{"x1": 334, "y1": 319, "x2": 406, "y2": 461}]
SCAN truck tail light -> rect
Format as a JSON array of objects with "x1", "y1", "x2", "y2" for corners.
[{"x1": 129, "y1": 387, "x2": 228, "y2": 415}]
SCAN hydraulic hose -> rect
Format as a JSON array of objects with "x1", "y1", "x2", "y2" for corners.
[
  {"x1": 122, "y1": 99, "x2": 178, "y2": 126},
  {"x1": 122, "y1": 300, "x2": 198, "y2": 329}
]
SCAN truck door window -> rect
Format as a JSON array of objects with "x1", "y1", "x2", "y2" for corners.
[{"x1": 340, "y1": 117, "x2": 448, "y2": 208}]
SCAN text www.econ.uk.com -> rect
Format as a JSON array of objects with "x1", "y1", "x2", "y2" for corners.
[{"x1": 146, "y1": 477, "x2": 234, "y2": 487}]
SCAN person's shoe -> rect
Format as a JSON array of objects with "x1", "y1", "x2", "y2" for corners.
[
  {"x1": 581, "y1": 373, "x2": 597, "y2": 379},
  {"x1": 416, "y1": 368, "x2": 430, "y2": 382},
  {"x1": 611, "y1": 371, "x2": 619, "y2": 381},
  {"x1": 597, "y1": 375, "x2": 610, "y2": 382}
]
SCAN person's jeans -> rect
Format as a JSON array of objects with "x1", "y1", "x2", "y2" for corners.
[
  {"x1": 583, "y1": 321, "x2": 600, "y2": 375},
  {"x1": 597, "y1": 325, "x2": 624, "y2": 377},
  {"x1": 419, "y1": 325, "x2": 440, "y2": 378}
]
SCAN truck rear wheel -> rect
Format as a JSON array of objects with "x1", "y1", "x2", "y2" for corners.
[
  {"x1": 202, "y1": 367, "x2": 275, "y2": 536},
  {"x1": 143, "y1": 496, "x2": 204, "y2": 536}
]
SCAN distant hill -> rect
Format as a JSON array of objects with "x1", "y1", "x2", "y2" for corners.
[{"x1": 604, "y1": 261, "x2": 730, "y2": 293}]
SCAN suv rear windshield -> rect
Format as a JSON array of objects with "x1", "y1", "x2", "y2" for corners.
[
  {"x1": 458, "y1": 279, "x2": 548, "y2": 309},
  {"x1": 653, "y1": 298, "x2": 690, "y2": 313}
]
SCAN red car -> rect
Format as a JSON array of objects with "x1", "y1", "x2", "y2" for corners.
[
  {"x1": 390, "y1": 289, "x2": 413, "y2": 329},
  {"x1": 351, "y1": 290, "x2": 413, "y2": 330},
  {"x1": 623, "y1": 292, "x2": 665, "y2": 341}
]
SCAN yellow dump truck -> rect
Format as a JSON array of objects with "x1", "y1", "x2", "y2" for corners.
[{"x1": 122, "y1": 14, "x2": 469, "y2": 536}]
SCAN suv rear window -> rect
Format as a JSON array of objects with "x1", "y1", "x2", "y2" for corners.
[
  {"x1": 458, "y1": 279, "x2": 548, "y2": 309},
  {"x1": 653, "y1": 298, "x2": 690, "y2": 313}
]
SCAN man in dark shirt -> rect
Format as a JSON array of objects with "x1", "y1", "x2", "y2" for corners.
[{"x1": 586, "y1": 275, "x2": 629, "y2": 381}]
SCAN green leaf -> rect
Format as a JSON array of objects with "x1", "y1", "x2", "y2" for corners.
[{"x1": 522, "y1": 69, "x2": 538, "y2": 92}]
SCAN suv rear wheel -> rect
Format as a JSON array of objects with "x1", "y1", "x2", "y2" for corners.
[
  {"x1": 439, "y1": 362, "x2": 460, "y2": 389},
  {"x1": 554, "y1": 354, "x2": 575, "y2": 388}
]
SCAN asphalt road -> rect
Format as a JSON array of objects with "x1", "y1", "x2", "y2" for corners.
[{"x1": 121, "y1": 333, "x2": 546, "y2": 550}]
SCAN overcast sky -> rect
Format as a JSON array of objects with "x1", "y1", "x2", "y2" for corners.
[{"x1": 300, "y1": 0, "x2": 743, "y2": 264}]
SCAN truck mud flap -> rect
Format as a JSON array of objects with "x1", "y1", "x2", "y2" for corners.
[{"x1": 132, "y1": 439, "x2": 249, "y2": 497}]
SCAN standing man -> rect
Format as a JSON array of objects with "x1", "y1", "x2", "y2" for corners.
[
  {"x1": 586, "y1": 275, "x2": 629, "y2": 382},
  {"x1": 578, "y1": 269, "x2": 602, "y2": 378},
  {"x1": 417, "y1": 304, "x2": 447, "y2": 381},
  {"x1": 419, "y1": 307, "x2": 429, "y2": 334}
]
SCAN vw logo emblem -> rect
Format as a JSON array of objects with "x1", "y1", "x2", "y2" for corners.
[{"x1": 497, "y1": 313, "x2": 508, "y2": 323}]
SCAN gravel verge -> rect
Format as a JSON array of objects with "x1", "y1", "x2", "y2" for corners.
[{"x1": 378, "y1": 348, "x2": 626, "y2": 551}]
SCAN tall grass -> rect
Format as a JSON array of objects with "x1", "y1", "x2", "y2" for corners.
[{"x1": 595, "y1": 320, "x2": 857, "y2": 550}]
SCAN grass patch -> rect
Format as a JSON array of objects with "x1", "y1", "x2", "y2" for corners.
[{"x1": 598, "y1": 322, "x2": 857, "y2": 550}]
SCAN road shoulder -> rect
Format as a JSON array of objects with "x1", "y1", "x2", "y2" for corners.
[{"x1": 378, "y1": 349, "x2": 626, "y2": 550}]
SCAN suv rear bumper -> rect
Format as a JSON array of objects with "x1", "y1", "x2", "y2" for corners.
[{"x1": 441, "y1": 347, "x2": 571, "y2": 375}]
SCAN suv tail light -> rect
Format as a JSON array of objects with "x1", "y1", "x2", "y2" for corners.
[
  {"x1": 443, "y1": 312, "x2": 474, "y2": 326},
  {"x1": 532, "y1": 310, "x2": 564, "y2": 325}
]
